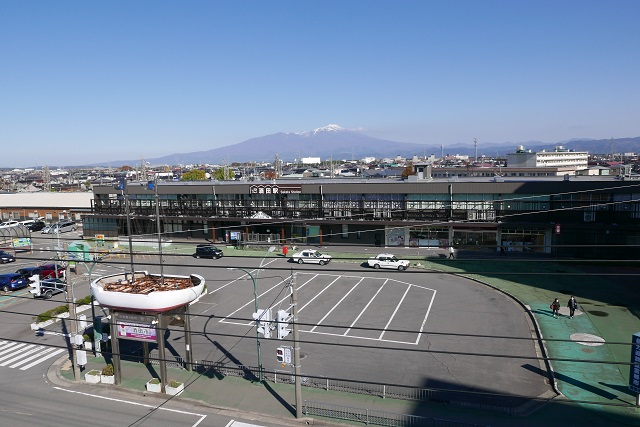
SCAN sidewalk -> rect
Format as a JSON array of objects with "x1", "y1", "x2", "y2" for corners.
[{"x1": 62, "y1": 241, "x2": 640, "y2": 426}]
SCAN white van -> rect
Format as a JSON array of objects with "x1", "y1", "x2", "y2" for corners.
[
  {"x1": 19, "y1": 220, "x2": 35, "y2": 228},
  {"x1": 0, "y1": 220, "x2": 20, "y2": 228},
  {"x1": 50, "y1": 220, "x2": 77, "y2": 234}
]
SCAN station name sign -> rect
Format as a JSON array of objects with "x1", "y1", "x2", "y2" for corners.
[
  {"x1": 114, "y1": 312, "x2": 157, "y2": 343},
  {"x1": 250, "y1": 184, "x2": 302, "y2": 195}
]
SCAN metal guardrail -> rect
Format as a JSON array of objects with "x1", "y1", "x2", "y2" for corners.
[
  {"x1": 185, "y1": 360, "x2": 516, "y2": 416},
  {"x1": 303, "y1": 401, "x2": 487, "y2": 427}
]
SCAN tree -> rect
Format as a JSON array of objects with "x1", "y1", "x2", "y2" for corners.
[
  {"x1": 181, "y1": 169, "x2": 207, "y2": 181},
  {"x1": 401, "y1": 165, "x2": 415, "y2": 178},
  {"x1": 213, "y1": 168, "x2": 235, "y2": 180}
]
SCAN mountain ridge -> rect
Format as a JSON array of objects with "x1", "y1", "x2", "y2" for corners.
[{"x1": 93, "y1": 126, "x2": 640, "y2": 167}]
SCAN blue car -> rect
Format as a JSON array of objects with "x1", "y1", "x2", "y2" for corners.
[
  {"x1": 0, "y1": 273, "x2": 30, "y2": 293},
  {"x1": 0, "y1": 250, "x2": 15, "y2": 263}
]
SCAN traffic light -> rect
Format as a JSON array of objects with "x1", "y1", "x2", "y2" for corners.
[
  {"x1": 276, "y1": 346, "x2": 292, "y2": 366},
  {"x1": 276, "y1": 309, "x2": 291, "y2": 340},
  {"x1": 253, "y1": 308, "x2": 272, "y2": 338},
  {"x1": 276, "y1": 347, "x2": 285, "y2": 365}
]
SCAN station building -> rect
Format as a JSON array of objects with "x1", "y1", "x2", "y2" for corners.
[{"x1": 83, "y1": 166, "x2": 640, "y2": 259}]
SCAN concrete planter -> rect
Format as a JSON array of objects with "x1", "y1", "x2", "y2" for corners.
[
  {"x1": 146, "y1": 379, "x2": 161, "y2": 393},
  {"x1": 100, "y1": 375, "x2": 115, "y2": 385},
  {"x1": 85, "y1": 370, "x2": 101, "y2": 384},
  {"x1": 166, "y1": 381, "x2": 184, "y2": 396}
]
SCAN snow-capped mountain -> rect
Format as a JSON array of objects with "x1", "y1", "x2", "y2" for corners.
[
  {"x1": 297, "y1": 124, "x2": 345, "y2": 136},
  {"x1": 104, "y1": 125, "x2": 434, "y2": 166},
  {"x1": 92, "y1": 125, "x2": 640, "y2": 167}
]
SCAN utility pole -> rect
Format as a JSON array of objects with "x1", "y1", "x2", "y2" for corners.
[
  {"x1": 292, "y1": 272, "x2": 302, "y2": 418},
  {"x1": 67, "y1": 263, "x2": 80, "y2": 381}
]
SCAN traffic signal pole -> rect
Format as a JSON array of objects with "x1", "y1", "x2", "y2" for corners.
[{"x1": 292, "y1": 272, "x2": 302, "y2": 418}]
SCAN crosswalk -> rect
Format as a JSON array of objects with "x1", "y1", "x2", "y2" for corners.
[{"x1": 0, "y1": 340, "x2": 65, "y2": 370}]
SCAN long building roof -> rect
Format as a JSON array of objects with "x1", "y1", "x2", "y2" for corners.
[{"x1": 0, "y1": 192, "x2": 93, "y2": 208}]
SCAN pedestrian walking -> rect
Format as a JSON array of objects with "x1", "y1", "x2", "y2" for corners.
[
  {"x1": 567, "y1": 296, "x2": 578, "y2": 319},
  {"x1": 550, "y1": 298, "x2": 561, "y2": 318},
  {"x1": 500, "y1": 245, "x2": 506, "y2": 256},
  {"x1": 448, "y1": 246, "x2": 456, "y2": 258}
]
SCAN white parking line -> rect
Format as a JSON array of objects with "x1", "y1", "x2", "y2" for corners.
[
  {"x1": 221, "y1": 275, "x2": 289, "y2": 326},
  {"x1": 378, "y1": 283, "x2": 412, "y2": 340},
  {"x1": 310, "y1": 277, "x2": 362, "y2": 333},
  {"x1": 298, "y1": 275, "x2": 338, "y2": 313},
  {"x1": 344, "y1": 278, "x2": 385, "y2": 336}
]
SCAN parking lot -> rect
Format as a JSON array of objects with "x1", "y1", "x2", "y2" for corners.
[
  {"x1": 221, "y1": 269, "x2": 436, "y2": 345},
  {"x1": 1, "y1": 238, "x2": 553, "y2": 404},
  {"x1": 197, "y1": 258, "x2": 550, "y2": 402}
]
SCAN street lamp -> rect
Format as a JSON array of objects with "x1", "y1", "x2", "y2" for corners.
[{"x1": 227, "y1": 246, "x2": 276, "y2": 382}]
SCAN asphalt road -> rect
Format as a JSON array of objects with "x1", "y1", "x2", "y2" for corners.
[{"x1": 1, "y1": 234, "x2": 552, "y2": 410}]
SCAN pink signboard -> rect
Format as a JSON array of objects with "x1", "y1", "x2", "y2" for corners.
[{"x1": 116, "y1": 321, "x2": 157, "y2": 342}]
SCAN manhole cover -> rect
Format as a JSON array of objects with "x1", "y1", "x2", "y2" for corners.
[
  {"x1": 582, "y1": 348, "x2": 595, "y2": 353},
  {"x1": 587, "y1": 310, "x2": 609, "y2": 317},
  {"x1": 570, "y1": 333, "x2": 605, "y2": 346}
]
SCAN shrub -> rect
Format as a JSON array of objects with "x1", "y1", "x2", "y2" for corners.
[
  {"x1": 77, "y1": 295, "x2": 92, "y2": 306},
  {"x1": 83, "y1": 333, "x2": 91, "y2": 342},
  {"x1": 101, "y1": 364, "x2": 114, "y2": 376},
  {"x1": 148, "y1": 378, "x2": 160, "y2": 384},
  {"x1": 168, "y1": 379, "x2": 182, "y2": 388},
  {"x1": 35, "y1": 305, "x2": 70, "y2": 323}
]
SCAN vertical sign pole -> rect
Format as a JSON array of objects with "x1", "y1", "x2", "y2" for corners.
[
  {"x1": 157, "y1": 313, "x2": 167, "y2": 394},
  {"x1": 111, "y1": 312, "x2": 121, "y2": 385},
  {"x1": 184, "y1": 305, "x2": 193, "y2": 372},
  {"x1": 629, "y1": 332, "x2": 640, "y2": 405},
  {"x1": 292, "y1": 272, "x2": 302, "y2": 418}
]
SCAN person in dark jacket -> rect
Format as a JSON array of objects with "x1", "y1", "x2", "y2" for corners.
[
  {"x1": 567, "y1": 296, "x2": 578, "y2": 319},
  {"x1": 551, "y1": 298, "x2": 561, "y2": 318}
]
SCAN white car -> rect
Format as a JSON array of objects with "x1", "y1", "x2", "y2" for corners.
[
  {"x1": 291, "y1": 249, "x2": 332, "y2": 265},
  {"x1": 0, "y1": 220, "x2": 20, "y2": 228},
  {"x1": 367, "y1": 253, "x2": 410, "y2": 270}
]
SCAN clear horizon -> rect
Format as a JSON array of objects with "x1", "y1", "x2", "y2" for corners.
[{"x1": 1, "y1": 1, "x2": 638, "y2": 167}]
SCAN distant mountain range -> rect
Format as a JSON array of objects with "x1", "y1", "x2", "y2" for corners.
[{"x1": 96, "y1": 125, "x2": 640, "y2": 167}]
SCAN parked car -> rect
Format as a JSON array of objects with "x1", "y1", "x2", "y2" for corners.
[
  {"x1": 30, "y1": 277, "x2": 67, "y2": 299},
  {"x1": 367, "y1": 253, "x2": 410, "y2": 271},
  {"x1": 49, "y1": 220, "x2": 77, "y2": 234},
  {"x1": 27, "y1": 220, "x2": 47, "y2": 232},
  {"x1": 41, "y1": 223, "x2": 56, "y2": 234},
  {"x1": 0, "y1": 273, "x2": 30, "y2": 292},
  {"x1": 0, "y1": 250, "x2": 15, "y2": 263},
  {"x1": 192, "y1": 244, "x2": 224, "y2": 259},
  {"x1": 0, "y1": 220, "x2": 20, "y2": 228},
  {"x1": 290, "y1": 249, "x2": 332, "y2": 265},
  {"x1": 19, "y1": 219, "x2": 35, "y2": 228},
  {"x1": 16, "y1": 263, "x2": 66, "y2": 281}
]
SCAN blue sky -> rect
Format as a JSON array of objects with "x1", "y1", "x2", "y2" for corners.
[{"x1": 1, "y1": 1, "x2": 638, "y2": 167}]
